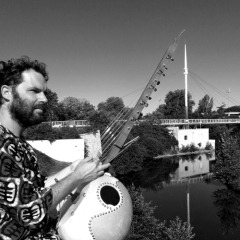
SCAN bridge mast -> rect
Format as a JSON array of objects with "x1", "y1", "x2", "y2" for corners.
[{"x1": 184, "y1": 43, "x2": 189, "y2": 129}]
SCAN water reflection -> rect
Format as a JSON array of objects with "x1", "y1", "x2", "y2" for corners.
[
  {"x1": 118, "y1": 152, "x2": 215, "y2": 190},
  {"x1": 170, "y1": 153, "x2": 215, "y2": 183},
  {"x1": 118, "y1": 156, "x2": 179, "y2": 191},
  {"x1": 118, "y1": 152, "x2": 240, "y2": 239}
]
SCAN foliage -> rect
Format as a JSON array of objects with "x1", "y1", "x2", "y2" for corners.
[
  {"x1": 216, "y1": 103, "x2": 226, "y2": 118},
  {"x1": 212, "y1": 188, "x2": 240, "y2": 236},
  {"x1": 195, "y1": 94, "x2": 213, "y2": 116},
  {"x1": 205, "y1": 142, "x2": 213, "y2": 150},
  {"x1": 163, "y1": 216, "x2": 195, "y2": 240},
  {"x1": 156, "y1": 89, "x2": 195, "y2": 119},
  {"x1": 209, "y1": 125, "x2": 230, "y2": 140},
  {"x1": 225, "y1": 105, "x2": 240, "y2": 113},
  {"x1": 130, "y1": 121, "x2": 178, "y2": 156},
  {"x1": 111, "y1": 122, "x2": 178, "y2": 175},
  {"x1": 111, "y1": 143, "x2": 145, "y2": 175},
  {"x1": 59, "y1": 96, "x2": 96, "y2": 120},
  {"x1": 213, "y1": 134, "x2": 240, "y2": 191},
  {"x1": 125, "y1": 185, "x2": 165, "y2": 240},
  {"x1": 97, "y1": 97, "x2": 125, "y2": 121},
  {"x1": 117, "y1": 157, "x2": 179, "y2": 191},
  {"x1": 180, "y1": 143, "x2": 199, "y2": 153},
  {"x1": 87, "y1": 111, "x2": 110, "y2": 133},
  {"x1": 126, "y1": 185, "x2": 195, "y2": 240},
  {"x1": 24, "y1": 123, "x2": 80, "y2": 142},
  {"x1": 144, "y1": 104, "x2": 165, "y2": 122},
  {"x1": 44, "y1": 89, "x2": 60, "y2": 121}
]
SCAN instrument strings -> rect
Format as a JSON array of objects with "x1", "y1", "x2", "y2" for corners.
[{"x1": 100, "y1": 107, "x2": 132, "y2": 159}]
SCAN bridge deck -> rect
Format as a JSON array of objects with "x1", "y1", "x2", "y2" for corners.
[{"x1": 44, "y1": 118, "x2": 240, "y2": 128}]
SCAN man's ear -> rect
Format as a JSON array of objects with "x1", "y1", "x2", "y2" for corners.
[{"x1": 1, "y1": 85, "x2": 12, "y2": 102}]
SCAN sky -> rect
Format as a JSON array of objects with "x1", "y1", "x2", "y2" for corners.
[{"x1": 1, "y1": 0, "x2": 240, "y2": 115}]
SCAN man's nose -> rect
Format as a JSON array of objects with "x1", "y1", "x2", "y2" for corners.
[{"x1": 39, "y1": 92, "x2": 48, "y2": 103}]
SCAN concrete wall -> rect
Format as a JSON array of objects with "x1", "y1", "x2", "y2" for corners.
[
  {"x1": 28, "y1": 131, "x2": 102, "y2": 163},
  {"x1": 28, "y1": 139, "x2": 85, "y2": 162}
]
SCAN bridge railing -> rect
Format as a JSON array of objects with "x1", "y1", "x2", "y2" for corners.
[
  {"x1": 159, "y1": 118, "x2": 240, "y2": 125},
  {"x1": 44, "y1": 120, "x2": 90, "y2": 128},
  {"x1": 43, "y1": 118, "x2": 240, "y2": 128}
]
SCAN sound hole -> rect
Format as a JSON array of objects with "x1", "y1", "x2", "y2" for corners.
[{"x1": 100, "y1": 186, "x2": 120, "y2": 206}]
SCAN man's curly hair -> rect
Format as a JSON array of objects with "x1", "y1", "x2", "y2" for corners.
[{"x1": 0, "y1": 56, "x2": 49, "y2": 104}]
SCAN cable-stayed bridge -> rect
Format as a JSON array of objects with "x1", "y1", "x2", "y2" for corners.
[{"x1": 44, "y1": 118, "x2": 240, "y2": 128}]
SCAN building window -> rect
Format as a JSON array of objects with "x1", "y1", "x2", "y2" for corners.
[
  {"x1": 185, "y1": 166, "x2": 188, "y2": 171},
  {"x1": 184, "y1": 135, "x2": 187, "y2": 140}
]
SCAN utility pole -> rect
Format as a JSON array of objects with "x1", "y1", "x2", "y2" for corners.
[
  {"x1": 184, "y1": 44, "x2": 189, "y2": 129},
  {"x1": 227, "y1": 88, "x2": 230, "y2": 108}
]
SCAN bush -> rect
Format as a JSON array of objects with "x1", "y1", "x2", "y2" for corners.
[
  {"x1": 111, "y1": 143, "x2": 145, "y2": 175},
  {"x1": 126, "y1": 185, "x2": 195, "y2": 240},
  {"x1": 24, "y1": 123, "x2": 80, "y2": 142},
  {"x1": 213, "y1": 134, "x2": 240, "y2": 191},
  {"x1": 130, "y1": 122, "x2": 178, "y2": 155},
  {"x1": 205, "y1": 142, "x2": 213, "y2": 150},
  {"x1": 180, "y1": 143, "x2": 199, "y2": 153},
  {"x1": 125, "y1": 185, "x2": 165, "y2": 240}
]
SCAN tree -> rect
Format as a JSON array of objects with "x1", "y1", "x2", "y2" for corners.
[
  {"x1": 213, "y1": 133, "x2": 240, "y2": 191},
  {"x1": 87, "y1": 111, "x2": 110, "y2": 133},
  {"x1": 159, "y1": 89, "x2": 195, "y2": 119},
  {"x1": 144, "y1": 104, "x2": 165, "y2": 123},
  {"x1": 59, "y1": 97, "x2": 95, "y2": 120},
  {"x1": 44, "y1": 89, "x2": 60, "y2": 121},
  {"x1": 216, "y1": 103, "x2": 226, "y2": 118},
  {"x1": 196, "y1": 94, "x2": 213, "y2": 116},
  {"x1": 97, "y1": 96, "x2": 126, "y2": 121}
]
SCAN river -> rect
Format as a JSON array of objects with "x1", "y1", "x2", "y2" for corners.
[{"x1": 120, "y1": 153, "x2": 240, "y2": 240}]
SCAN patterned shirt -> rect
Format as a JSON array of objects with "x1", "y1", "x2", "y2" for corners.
[{"x1": 0, "y1": 124, "x2": 60, "y2": 240}]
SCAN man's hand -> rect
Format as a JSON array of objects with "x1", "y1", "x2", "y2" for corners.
[{"x1": 73, "y1": 157, "x2": 110, "y2": 184}]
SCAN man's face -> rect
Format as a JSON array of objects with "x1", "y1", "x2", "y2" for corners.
[{"x1": 9, "y1": 69, "x2": 48, "y2": 128}]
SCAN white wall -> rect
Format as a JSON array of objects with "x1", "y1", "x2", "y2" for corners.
[
  {"x1": 28, "y1": 139, "x2": 85, "y2": 162},
  {"x1": 167, "y1": 127, "x2": 215, "y2": 150},
  {"x1": 178, "y1": 128, "x2": 209, "y2": 148}
]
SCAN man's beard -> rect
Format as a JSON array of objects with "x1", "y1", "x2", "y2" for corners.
[{"x1": 9, "y1": 89, "x2": 47, "y2": 128}]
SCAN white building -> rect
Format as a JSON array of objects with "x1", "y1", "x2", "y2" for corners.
[{"x1": 167, "y1": 127, "x2": 215, "y2": 150}]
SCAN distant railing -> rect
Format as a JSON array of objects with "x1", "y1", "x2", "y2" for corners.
[
  {"x1": 44, "y1": 120, "x2": 90, "y2": 128},
  {"x1": 163, "y1": 173, "x2": 214, "y2": 187},
  {"x1": 159, "y1": 118, "x2": 240, "y2": 126},
  {"x1": 44, "y1": 118, "x2": 240, "y2": 128}
]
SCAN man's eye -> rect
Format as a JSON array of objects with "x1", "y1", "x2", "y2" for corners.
[{"x1": 32, "y1": 90, "x2": 39, "y2": 93}]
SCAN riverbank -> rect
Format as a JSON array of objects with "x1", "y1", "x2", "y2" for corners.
[{"x1": 154, "y1": 149, "x2": 215, "y2": 159}]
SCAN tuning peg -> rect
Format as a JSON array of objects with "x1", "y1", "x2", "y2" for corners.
[
  {"x1": 163, "y1": 64, "x2": 168, "y2": 70},
  {"x1": 158, "y1": 70, "x2": 165, "y2": 76},
  {"x1": 166, "y1": 55, "x2": 174, "y2": 61},
  {"x1": 155, "y1": 80, "x2": 160, "y2": 85},
  {"x1": 146, "y1": 95, "x2": 152, "y2": 100},
  {"x1": 140, "y1": 101, "x2": 149, "y2": 107},
  {"x1": 149, "y1": 85, "x2": 157, "y2": 92}
]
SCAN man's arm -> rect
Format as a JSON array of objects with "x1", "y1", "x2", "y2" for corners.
[{"x1": 47, "y1": 157, "x2": 110, "y2": 212}]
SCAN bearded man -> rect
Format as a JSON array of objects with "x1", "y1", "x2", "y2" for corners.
[{"x1": 0, "y1": 57, "x2": 110, "y2": 240}]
